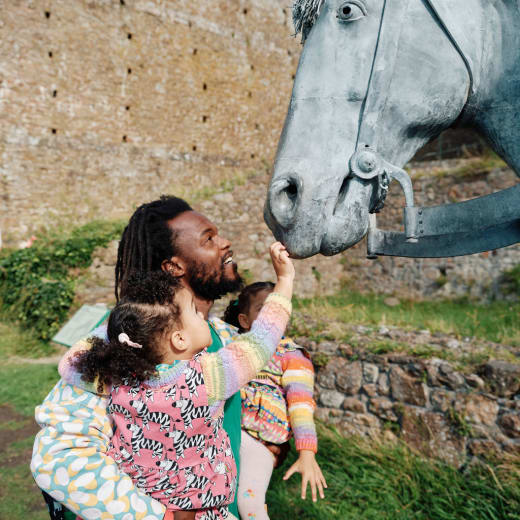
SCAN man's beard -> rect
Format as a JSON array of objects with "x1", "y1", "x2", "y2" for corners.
[{"x1": 187, "y1": 261, "x2": 243, "y2": 301}]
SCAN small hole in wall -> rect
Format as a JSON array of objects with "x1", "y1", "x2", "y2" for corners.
[
  {"x1": 250, "y1": 64, "x2": 255, "y2": 71},
  {"x1": 122, "y1": 135, "x2": 127, "y2": 142},
  {"x1": 250, "y1": 153, "x2": 255, "y2": 159},
  {"x1": 188, "y1": 21, "x2": 192, "y2": 28},
  {"x1": 247, "y1": 91, "x2": 252, "y2": 98},
  {"x1": 243, "y1": 8, "x2": 248, "y2": 14},
  {"x1": 51, "y1": 128, "x2": 57, "y2": 134},
  {"x1": 44, "y1": 11, "x2": 51, "y2": 18},
  {"x1": 291, "y1": 74, "x2": 295, "y2": 80},
  {"x1": 255, "y1": 123, "x2": 260, "y2": 130},
  {"x1": 127, "y1": 68, "x2": 132, "y2": 74},
  {"x1": 287, "y1": 50, "x2": 292, "y2": 56},
  {"x1": 127, "y1": 33, "x2": 132, "y2": 39},
  {"x1": 193, "y1": 48, "x2": 198, "y2": 55},
  {"x1": 48, "y1": 51, "x2": 53, "y2": 58},
  {"x1": 202, "y1": 115, "x2": 208, "y2": 123},
  {"x1": 125, "y1": 105, "x2": 130, "y2": 111},
  {"x1": 192, "y1": 145, "x2": 197, "y2": 151},
  {"x1": 203, "y1": 83, "x2": 207, "y2": 90},
  {"x1": 120, "y1": 0, "x2": 125, "y2": 5},
  {"x1": 52, "y1": 90, "x2": 57, "y2": 97},
  {"x1": 231, "y1": 32, "x2": 235, "y2": 38}
]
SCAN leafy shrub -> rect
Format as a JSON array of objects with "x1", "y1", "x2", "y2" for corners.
[{"x1": 0, "y1": 220, "x2": 124, "y2": 340}]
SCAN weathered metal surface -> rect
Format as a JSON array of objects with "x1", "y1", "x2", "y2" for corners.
[{"x1": 265, "y1": 0, "x2": 520, "y2": 259}]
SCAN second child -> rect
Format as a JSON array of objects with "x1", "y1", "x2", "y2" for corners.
[
  {"x1": 58, "y1": 242, "x2": 294, "y2": 520},
  {"x1": 223, "y1": 282, "x2": 327, "y2": 520}
]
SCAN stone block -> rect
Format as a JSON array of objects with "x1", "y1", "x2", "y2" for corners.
[
  {"x1": 363, "y1": 363, "x2": 379, "y2": 384},
  {"x1": 453, "y1": 393, "x2": 499, "y2": 426},
  {"x1": 498, "y1": 413, "x2": 520, "y2": 438},
  {"x1": 431, "y1": 390, "x2": 454, "y2": 413},
  {"x1": 369, "y1": 397, "x2": 398, "y2": 422},
  {"x1": 468, "y1": 439, "x2": 499, "y2": 457},
  {"x1": 389, "y1": 366, "x2": 428, "y2": 406},
  {"x1": 336, "y1": 361, "x2": 363, "y2": 395},
  {"x1": 342, "y1": 397, "x2": 366, "y2": 413},
  {"x1": 479, "y1": 361, "x2": 520, "y2": 397},
  {"x1": 377, "y1": 373, "x2": 390, "y2": 395},
  {"x1": 400, "y1": 405, "x2": 465, "y2": 467},
  {"x1": 319, "y1": 390, "x2": 345, "y2": 409}
]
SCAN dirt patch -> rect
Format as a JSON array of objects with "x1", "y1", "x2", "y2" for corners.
[{"x1": 0, "y1": 404, "x2": 39, "y2": 468}]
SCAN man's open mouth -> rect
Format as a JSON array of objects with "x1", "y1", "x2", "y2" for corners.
[{"x1": 222, "y1": 252, "x2": 234, "y2": 266}]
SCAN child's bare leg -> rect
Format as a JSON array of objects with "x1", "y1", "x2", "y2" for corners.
[{"x1": 237, "y1": 433, "x2": 274, "y2": 520}]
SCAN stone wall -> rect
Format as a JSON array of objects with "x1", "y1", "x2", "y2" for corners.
[
  {"x1": 299, "y1": 337, "x2": 520, "y2": 467},
  {"x1": 0, "y1": 0, "x2": 300, "y2": 242}
]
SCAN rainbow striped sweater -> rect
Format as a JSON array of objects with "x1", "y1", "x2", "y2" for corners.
[{"x1": 241, "y1": 337, "x2": 318, "y2": 453}]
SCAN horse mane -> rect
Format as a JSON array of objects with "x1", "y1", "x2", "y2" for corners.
[{"x1": 292, "y1": 0, "x2": 325, "y2": 41}]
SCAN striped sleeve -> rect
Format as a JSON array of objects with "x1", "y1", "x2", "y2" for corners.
[
  {"x1": 202, "y1": 293, "x2": 291, "y2": 403},
  {"x1": 281, "y1": 344, "x2": 318, "y2": 452}
]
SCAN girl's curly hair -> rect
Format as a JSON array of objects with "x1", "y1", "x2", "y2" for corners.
[
  {"x1": 73, "y1": 271, "x2": 182, "y2": 391},
  {"x1": 222, "y1": 281, "x2": 275, "y2": 332}
]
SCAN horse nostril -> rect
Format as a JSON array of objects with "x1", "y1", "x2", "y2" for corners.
[{"x1": 269, "y1": 174, "x2": 302, "y2": 229}]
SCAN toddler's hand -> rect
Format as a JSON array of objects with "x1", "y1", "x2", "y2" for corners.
[
  {"x1": 269, "y1": 242, "x2": 295, "y2": 282},
  {"x1": 283, "y1": 450, "x2": 327, "y2": 502}
]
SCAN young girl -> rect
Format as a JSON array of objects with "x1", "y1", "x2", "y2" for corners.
[
  {"x1": 223, "y1": 282, "x2": 327, "y2": 520},
  {"x1": 58, "y1": 242, "x2": 294, "y2": 520}
]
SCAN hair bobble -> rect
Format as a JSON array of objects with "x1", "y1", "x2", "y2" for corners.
[{"x1": 118, "y1": 332, "x2": 142, "y2": 349}]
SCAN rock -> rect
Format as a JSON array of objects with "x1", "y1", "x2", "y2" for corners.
[
  {"x1": 339, "y1": 412, "x2": 382, "y2": 439},
  {"x1": 363, "y1": 363, "x2": 379, "y2": 384},
  {"x1": 454, "y1": 393, "x2": 499, "y2": 426},
  {"x1": 465, "y1": 374, "x2": 485, "y2": 389},
  {"x1": 318, "y1": 341, "x2": 339, "y2": 355},
  {"x1": 389, "y1": 366, "x2": 428, "y2": 406},
  {"x1": 498, "y1": 413, "x2": 520, "y2": 438},
  {"x1": 363, "y1": 384, "x2": 377, "y2": 397},
  {"x1": 430, "y1": 390, "x2": 454, "y2": 413},
  {"x1": 437, "y1": 363, "x2": 466, "y2": 389},
  {"x1": 400, "y1": 405, "x2": 465, "y2": 467},
  {"x1": 337, "y1": 361, "x2": 363, "y2": 395},
  {"x1": 468, "y1": 440, "x2": 499, "y2": 457},
  {"x1": 478, "y1": 361, "x2": 520, "y2": 398},
  {"x1": 369, "y1": 397, "x2": 398, "y2": 422},
  {"x1": 384, "y1": 297, "x2": 400, "y2": 307},
  {"x1": 377, "y1": 373, "x2": 390, "y2": 396},
  {"x1": 356, "y1": 325, "x2": 371, "y2": 334},
  {"x1": 445, "y1": 338, "x2": 460, "y2": 349},
  {"x1": 316, "y1": 357, "x2": 348, "y2": 389},
  {"x1": 342, "y1": 397, "x2": 366, "y2": 413},
  {"x1": 315, "y1": 407, "x2": 332, "y2": 422},
  {"x1": 338, "y1": 344, "x2": 354, "y2": 357},
  {"x1": 378, "y1": 325, "x2": 390, "y2": 336},
  {"x1": 319, "y1": 390, "x2": 345, "y2": 409}
]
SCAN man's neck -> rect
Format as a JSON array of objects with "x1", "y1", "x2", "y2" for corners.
[{"x1": 194, "y1": 295, "x2": 213, "y2": 320}]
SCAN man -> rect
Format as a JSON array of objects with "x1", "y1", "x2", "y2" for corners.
[{"x1": 32, "y1": 196, "x2": 244, "y2": 520}]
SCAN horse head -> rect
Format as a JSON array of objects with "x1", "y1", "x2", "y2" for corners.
[{"x1": 265, "y1": 0, "x2": 519, "y2": 258}]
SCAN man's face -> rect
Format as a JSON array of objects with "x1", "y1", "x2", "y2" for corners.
[{"x1": 167, "y1": 211, "x2": 242, "y2": 300}]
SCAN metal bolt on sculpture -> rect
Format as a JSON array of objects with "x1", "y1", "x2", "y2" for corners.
[{"x1": 265, "y1": 0, "x2": 520, "y2": 259}]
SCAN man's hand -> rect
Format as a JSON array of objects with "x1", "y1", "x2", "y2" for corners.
[{"x1": 283, "y1": 450, "x2": 327, "y2": 502}]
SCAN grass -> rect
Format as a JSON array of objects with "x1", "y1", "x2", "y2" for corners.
[
  {"x1": 267, "y1": 425, "x2": 520, "y2": 519},
  {"x1": 409, "y1": 151, "x2": 508, "y2": 180},
  {"x1": 291, "y1": 291, "x2": 520, "y2": 346},
  {"x1": 0, "y1": 364, "x2": 59, "y2": 416}
]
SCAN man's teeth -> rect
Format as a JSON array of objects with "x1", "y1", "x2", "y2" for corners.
[{"x1": 224, "y1": 257, "x2": 233, "y2": 264}]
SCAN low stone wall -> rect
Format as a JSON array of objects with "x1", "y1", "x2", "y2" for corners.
[{"x1": 297, "y1": 338, "x2": 520, "y2": 467}]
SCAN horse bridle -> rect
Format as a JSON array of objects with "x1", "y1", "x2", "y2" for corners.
[
  {"x1": 348, "y1": 0, "x2": 475, "y2": 236},
  {"x1": 341, "y1": 0, "x2": 520, "y2": 259}
]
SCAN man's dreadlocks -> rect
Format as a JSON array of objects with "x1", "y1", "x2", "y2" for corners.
[{"x1": 115, "y1": 195, "x2": 192, "y2": 301}]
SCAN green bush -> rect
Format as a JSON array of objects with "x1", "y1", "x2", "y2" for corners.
[{"x1": 0, "y1": 220, "x2": 124, "y2": 339}]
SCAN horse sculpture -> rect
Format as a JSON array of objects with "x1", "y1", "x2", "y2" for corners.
[{"x1": 264, "y1": 0, "x2": 520, "y2": 259}]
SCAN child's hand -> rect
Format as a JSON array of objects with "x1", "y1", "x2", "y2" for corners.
[
  {"x1": 270, "y1": 242, "x2": 295, "y2": 300},
  {"x1": 283, "y1": 450, "x2": 327, "y2": 502},
  {"x1": 270, "y1": 241, "x2": 295, "y2": 280}
]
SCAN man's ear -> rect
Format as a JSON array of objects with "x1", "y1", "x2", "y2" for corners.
[
  {"x1": 237, "y1": 313, "x2": 250, "y2": 331},
  {"x1": 162, "y1": 257, "x2": 185, "y2": 278},
  {"x1": 170, "y1": 330, "x2": 187, "y2": 351}
]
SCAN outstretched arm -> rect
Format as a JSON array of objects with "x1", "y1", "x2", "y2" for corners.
[{"x1": 31, "y1": 379, "x2": 166, "y2": 520}]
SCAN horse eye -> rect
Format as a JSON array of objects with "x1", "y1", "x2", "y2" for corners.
[{"x1": 337, "y1": 1, "x2": 367, "y2": 22}]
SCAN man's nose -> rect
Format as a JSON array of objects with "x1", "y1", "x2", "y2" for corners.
[{"x1": 219, "y1": 235, "x2": 231, "y2": 250}]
